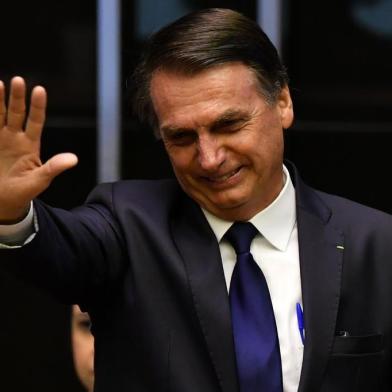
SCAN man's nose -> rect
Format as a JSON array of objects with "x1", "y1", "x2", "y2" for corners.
[{"x1": 197, "y1": 135, "x2": 225, "y2": 172}]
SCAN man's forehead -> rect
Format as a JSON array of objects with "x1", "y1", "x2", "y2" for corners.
[
  {"x1": 150, "y1": 63, "x2": 261, "y2": 110},
  {"x1": 149, "y1": 63, "x2": 271, "y2": 136}
]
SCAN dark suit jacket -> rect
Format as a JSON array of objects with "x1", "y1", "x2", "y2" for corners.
[{"x1": 2, "y1": 164, "x2": 392, "y2": 392}]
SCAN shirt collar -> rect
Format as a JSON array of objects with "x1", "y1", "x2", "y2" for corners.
[{"x1": 202, "y1": 165, "x2": 296, "y2": 251}]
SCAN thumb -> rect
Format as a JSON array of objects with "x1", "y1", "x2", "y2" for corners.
[{"x1": 42, "y1": 153, "x2": 79, "y2": 180}]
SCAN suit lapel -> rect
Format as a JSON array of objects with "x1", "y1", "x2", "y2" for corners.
[
  {"x1": 291, "y1": 169, "x2": 345, "y2": 392},
  {"x1": 171, "y1": 195, "x2": 239, "y2": 392}
]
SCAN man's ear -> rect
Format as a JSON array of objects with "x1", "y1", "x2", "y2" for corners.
[{"x1": 277, "y1": 86, "x2": 294, "y2": 129}]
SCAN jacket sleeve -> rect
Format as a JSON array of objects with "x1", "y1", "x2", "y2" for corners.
[{"x1": 0, "y1": 182, "x2": 128, "y2": 307}]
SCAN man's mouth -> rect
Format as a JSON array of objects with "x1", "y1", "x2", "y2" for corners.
[{"x1": 203, "y1": 166, "x2": 242, "y2": 183}]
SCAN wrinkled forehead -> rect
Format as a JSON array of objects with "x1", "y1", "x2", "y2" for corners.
[
  {"x1": 150, "y1": 63, "x2": 263, "y2": 129},
  {"x1": 150, "y1": 62, "x2": 261, "y2": 105},
  {"x1": 149, "y1": 61, "x2": 273, "y2": 116}
]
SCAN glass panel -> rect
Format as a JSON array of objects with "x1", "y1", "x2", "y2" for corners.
[
  {"x1": 1, "y1": 1, "x2": 96, "y2": 117},
  {"x1": 284, "y1": 0, "x2": 392, "y2": 125}
]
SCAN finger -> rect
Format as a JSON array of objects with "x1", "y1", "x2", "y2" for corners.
[
  {"x1": 25, "y1": 86, "x2": 47, "y2": 141},
  {"x1": 0, "y1": 80, "x2": 5, "y2": 129},
  {"x1": 7, "y1": 76, "x2": 26, "y2": 131},
  {"x1": 42, "y1": 153, "x2": 78, "y2": 181}
]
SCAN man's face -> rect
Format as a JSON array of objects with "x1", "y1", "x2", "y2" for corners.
[{"x1": 150, "y1": 62, "x2": 293, "y2": 221}]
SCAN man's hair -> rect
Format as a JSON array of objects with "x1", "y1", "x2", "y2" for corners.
[{"x1": 131, "y1": 8, "x2": 289, "y2": 135}]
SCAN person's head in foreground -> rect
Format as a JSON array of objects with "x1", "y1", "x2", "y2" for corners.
[{"x1": 71, "y1": 305, "x2": 94, "y2": 392}]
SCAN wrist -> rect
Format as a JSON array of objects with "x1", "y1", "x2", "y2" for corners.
[{"x1": 0, "y1": 205, "x2": 31, "y2": 225}]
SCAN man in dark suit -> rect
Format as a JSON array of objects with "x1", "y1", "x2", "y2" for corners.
[{"x1": 0, "y1": 8, "x2": 392, "y2": 392}]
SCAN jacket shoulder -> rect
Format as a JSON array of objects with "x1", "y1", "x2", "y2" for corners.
[
  {"x1": 84, "y1": 179, "x2": 186, "y2": 220},
  {"x1": 314, "y1": 188, "x2": 392, "y2": 230}
]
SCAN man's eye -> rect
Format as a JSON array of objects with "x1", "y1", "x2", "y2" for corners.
[
  {"x1": 170, "y1": 132, "x2": 195, "y2": 145},
  {"x1": 218, "y1": 120, "x2": 245, "y2": 133}
]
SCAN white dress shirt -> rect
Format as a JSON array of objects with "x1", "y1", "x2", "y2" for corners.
[{"x1": 202, "y1": 165, "x2": 303, "y2": 392}]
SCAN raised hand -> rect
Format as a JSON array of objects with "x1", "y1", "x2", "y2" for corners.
[{"x1": 0, "y1": 77, "x2": 78, "y2": 223}]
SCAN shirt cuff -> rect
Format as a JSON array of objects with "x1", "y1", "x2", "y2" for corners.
[{"x1": 0, "y1": 203, "x2": 38, "y2": 248}]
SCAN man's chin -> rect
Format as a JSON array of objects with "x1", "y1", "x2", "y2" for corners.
[{"x1": 202, "y1": 195, "x2": 251, "y2": 216}]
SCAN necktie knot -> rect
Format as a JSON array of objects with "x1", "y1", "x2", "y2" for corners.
[{"x1": 225, "y1": 222, "x2": 258, "y2": 255}]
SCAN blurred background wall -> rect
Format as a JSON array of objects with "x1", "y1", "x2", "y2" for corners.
[{"x1": 0, "y1": 0, "x2": 391, "y2": 390}]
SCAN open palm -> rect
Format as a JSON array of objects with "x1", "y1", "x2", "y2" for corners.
[{"x1": 0, "y1": 77, "x2": 78, "y2": 223}]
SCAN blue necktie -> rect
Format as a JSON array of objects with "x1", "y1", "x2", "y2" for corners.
[{"x1": 226, "y1": 222, "x2": 283, "y2": 392}]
